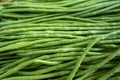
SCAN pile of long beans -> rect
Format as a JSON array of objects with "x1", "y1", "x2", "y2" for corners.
[{"x1": 0, "y1": 0, "x2": 120, "y2": 80}]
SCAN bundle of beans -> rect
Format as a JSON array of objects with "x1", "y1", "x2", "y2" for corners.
[{"x1": 0, "y1": 0, "x2": 120, "y2": 80}]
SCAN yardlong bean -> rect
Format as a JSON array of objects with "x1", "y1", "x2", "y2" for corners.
[{"x1": 0, "y1": 0, "x2": 120, "y2": 80}]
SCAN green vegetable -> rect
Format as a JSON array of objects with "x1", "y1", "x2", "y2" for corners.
[{"x1": 0, "y1": 0, "x2": 120, "y2": 80}]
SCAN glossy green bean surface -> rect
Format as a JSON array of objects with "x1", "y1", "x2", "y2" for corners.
[{"x1": 0, "y1": 0, "x2": 120, "y2": 80}]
